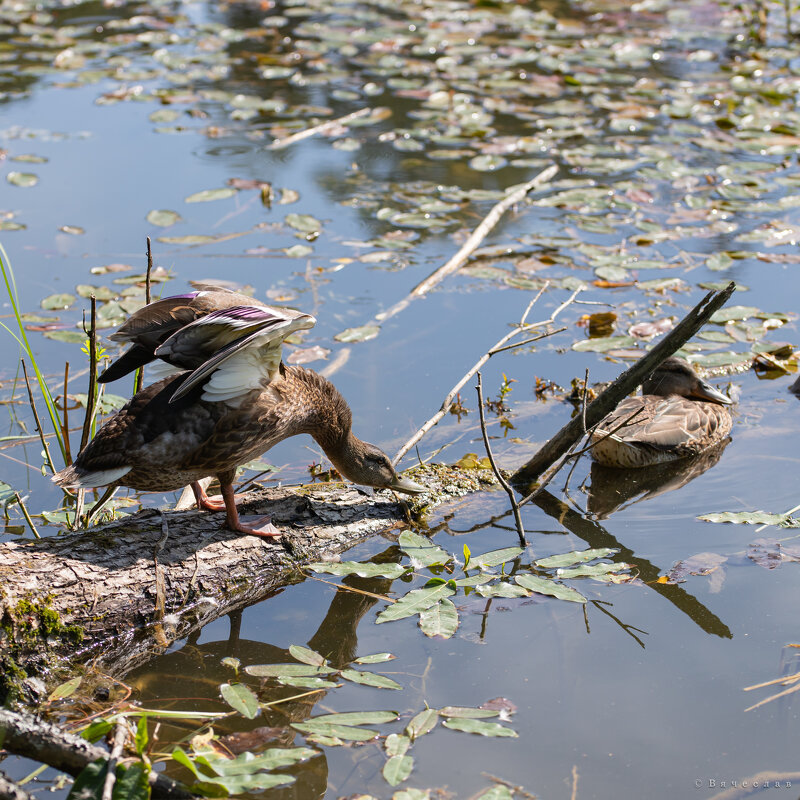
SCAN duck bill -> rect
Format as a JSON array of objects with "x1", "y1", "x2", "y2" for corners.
[
  {"x1": 389, "y1": 475, "x2": 427, "y2": 495},
  {"x1": 691, "y1": 380, "x2": 732, "y2": 405}
]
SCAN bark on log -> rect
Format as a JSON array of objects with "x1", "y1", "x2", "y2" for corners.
[{"x1": 0, "y1": 464, "x2": 494, "y2": 700}]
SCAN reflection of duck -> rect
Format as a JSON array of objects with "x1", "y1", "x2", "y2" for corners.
[
  {"x1": 590, "y1": 357, "x2": 733, "y2": 468},
  {"x1": 587, "y1": 439, "x2": 731, "y2": 518},
  {"x1": 54, "y1": 298, "x2": 425, "y2": 536}
]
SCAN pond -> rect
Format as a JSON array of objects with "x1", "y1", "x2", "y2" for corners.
[{"x1": 2, "y1": 0, "x2": 800, "y2": 797}]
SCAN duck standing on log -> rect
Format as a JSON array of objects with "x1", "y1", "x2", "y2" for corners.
[
  {"x1": 53, "y1": 289, "x2": 425, "y2": 537},
  {"x1": 590, "y1": 357, "x2": 733, "y2": 468}
]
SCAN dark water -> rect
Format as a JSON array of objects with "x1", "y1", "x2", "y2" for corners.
[{"x1": 2, "y1": 0, "x2": 800, "y2": 797}]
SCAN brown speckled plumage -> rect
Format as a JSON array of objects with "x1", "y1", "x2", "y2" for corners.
[
  {"x1": 590, "y1": 357, "x2": 733, "y2": 468},
  {"x1": 54, "y1": 296, "x2": 425, "y2": 537}
]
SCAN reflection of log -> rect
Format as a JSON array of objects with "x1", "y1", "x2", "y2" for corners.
[
  {"x1": 531, "y1": 488, "x2": 732, "y2": 639},
  {"x1": 0, "y1": 465, "x2": 494, "y2": 699}
]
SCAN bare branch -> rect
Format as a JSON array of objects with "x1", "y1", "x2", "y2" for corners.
[
  {"x1": 268, "y1": 108, "x2": 374, "y2": 150},
  {"x1": 393, "y1": 286, "x2": 582, "y2": 465}
]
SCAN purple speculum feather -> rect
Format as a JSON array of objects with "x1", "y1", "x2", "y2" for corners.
[
  {"x1": 166, "y1": 292, "x2": 200, "y2": 300},
  {"x1": 203, "y1": 306, "x2": 282, "y2": 324}
]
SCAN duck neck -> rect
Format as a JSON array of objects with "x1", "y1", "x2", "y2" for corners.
[{"x1": 288, "y1": 365, "x2": 360, "y2": 469}]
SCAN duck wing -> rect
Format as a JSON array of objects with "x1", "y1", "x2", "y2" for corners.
[
  {"x1": 597, "y1": 396, "x2": 728, "y2": 450},
  {"x1": 160, "y1": 305, "x2": 316, "y2": 403},
  {"x1": 98, "y1": 289, "x2": 266, "y2": 383}
]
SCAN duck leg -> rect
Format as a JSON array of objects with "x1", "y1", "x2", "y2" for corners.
[
  {"x1": 219, "y1": 482, "x2": 281, "y2": 538},
  {"x1": 191, "y1": 480, "x2": 279, "y2": 537}
]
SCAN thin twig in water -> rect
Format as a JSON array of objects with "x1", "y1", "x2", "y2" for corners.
[
  {"x1": 13, "y1": 492, "x2": 39, "y2": 539},
  {"x1": 393, "y1": 284, "x2": 582, "y2": 464},
  {"x1": 476, "y1": 372, "x2": 526, "y2": 547},
  {"x1": 268, "y1": 107, "x2": 374, "y2": 150},
  {"x1": 376, "y1": 165, "x2": 557, "y2": 327},
  {"x1": 20, "y1": 360, "x2": 56, "y2": 475},
  {"x1": 101, "y1": 720, "x2": 127, "y2": 800},
  {"x1": 488, "y1": 326, "x2": 566, "y2": 356},
  {"x1": 571, "y1": 765, "x2": 579, "y2": 800}
]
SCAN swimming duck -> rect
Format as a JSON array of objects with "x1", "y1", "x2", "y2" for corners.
[
  {"x1": 589, "y1": 356, "x2": 733, "y2": 468},
  {"x1": 54, "y1": 301, "x2": 425, "y2": 536}
]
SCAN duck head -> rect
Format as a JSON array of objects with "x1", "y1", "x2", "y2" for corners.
[
  {"x1": 328, "y1": 439, "x2": 426, "y2": 495},
  {"x1": 642, "y1": 356, "x2": 731, "y2": 405}
]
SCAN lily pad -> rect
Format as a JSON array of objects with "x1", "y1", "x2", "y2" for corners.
[
  {"x1": 184, "y1": 187, "x2": 237, "y2": 203},
  {"x1": 147, "y1": 209, "x2": 182, "y2": 227},
  {"x1": 7, "y1": 171, "x2": 38, "y2": 187}
]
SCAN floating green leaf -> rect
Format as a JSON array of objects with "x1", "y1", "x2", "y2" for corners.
[
  {"x1": 291, "y1": 721, "x2": 379, "y2": 741},
  {"x1": 354, "y1": 652, "x2": 396, "y2": 664},
  {"x1": 406, "y1": 708, "x2": 439, "y2": 740},
  {"x1": 288, "y1": 644, "x2": 326, "y2": 667},
  {"x1": 376, "y1": 585, "x2": 456, "y2": 624},
  {"x1": 383, "y1": 755, "x2": 414, "y2": 786},
  {"x1": 475, "y1": 582, "x2": 530, "y2": 599},
  {"x1": 535, "y1": 547, "x2": 618, "y2": 569},
  {"x1": 185, "y1": 187, "x2": 237, "y2": 203},
  {"x1": 419, "y1": 598, "x2": 458, "y2": 639},
  {"x1": 334, "y1": 324, "x2": 380, "y2": 343},
  {"x1": 312, "y1": 710, "x2": 398, "y2": 726},
  {"x1": 398, "y1": 530, "x2": 450, "y2": 567},
  {"x1": 339, "y1": 669, "x2": 403, "y2": 690},
  {"x1": 307, "y1": 561, "x2": 406, "y2": 579},
  {"x1": 698, "y1": 510, "x2": 798, "y2": 526},
  {"x1": 147, "y1": 209, "x2": 182, "y2": 227},
  {"x1": 220, "y1": 683, "x2": 260, "y2": 719},
  {"x1": 244, "y1": 663, "x2": 334, "y2": 677},
  {"x1": 468, "y1": 547, "x2": 524, "y2": 569},
  {"x1": 285, "y1": 213, "x2": 322, "y2": 233},
  {"x1": 276, "y1": 676, "x2": 339, "y2": 689},
  {"x1": 572, "y1": 335, "x2": 636, "y2": 353},
  {"x1": 514, "y1": 574, "x2": 586, "y2": 603},
  {"x1": 442, "y1": 718, "x2": 518, "y2": 737},
  {"x1": 7, "y1": 171, "x2": 38, "y2": 187},
  {"x1": 41, "y1": 293, "x2": 75, "y2": 310}
]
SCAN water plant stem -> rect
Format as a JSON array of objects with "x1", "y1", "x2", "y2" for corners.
[
  {"x1": 79, "y1": 297, "x2": 98, "y2": 453},
  {"x1": 61, "y1": 362, "x2": 72, "y2": 464},
  {"x1": 13, "y1": 491, "x2": 40, "y2": 539},
  {"x1": 475, "y1": 372, "x2": 526, "y2": 547},
  {"x1": 101, "y1": 721, "x2": 127, "y2": 800},
  {"x1": 136, "y1": 238, "x2": 154, "y2": 394},
  {"x1": 20, "y1": 360, "x2": 56, "y2": 476}
]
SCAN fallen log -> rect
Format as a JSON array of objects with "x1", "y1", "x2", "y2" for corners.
[{"x1": 0, "y1": 464, "x2": 496, "y2": 702}]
